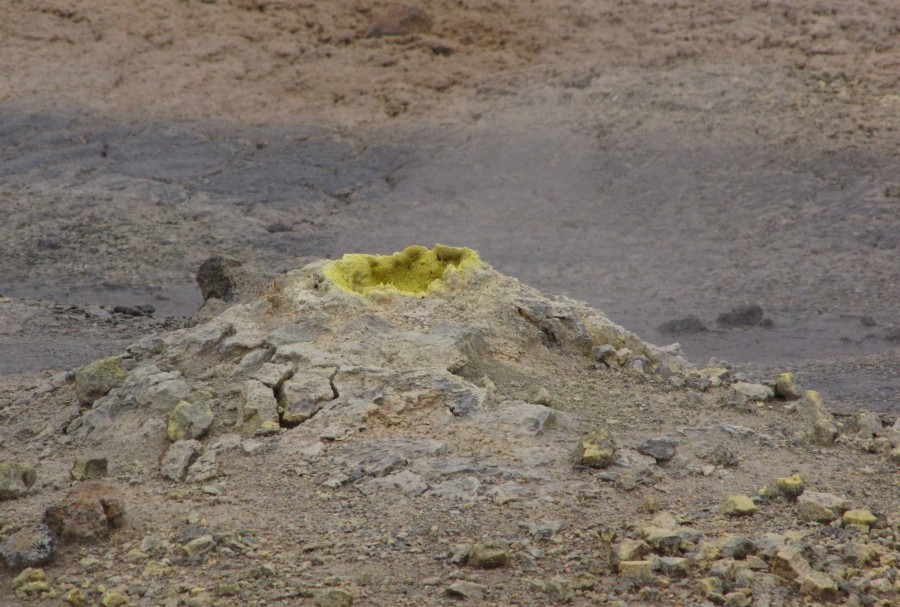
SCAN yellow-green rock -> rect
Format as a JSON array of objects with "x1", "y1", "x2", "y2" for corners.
[
  {"x1": 70, "y1": 457, "x2": 108, "y2": 481},
  {"x1": 167, "y1": 400, "x2": 214, "y2": 441},
  {"x1": 100, "y1": 590, "x2": 130, "y2": 607},
  {"x1": 618, "y1": 560, "x2": 654, "y2": 581},
  {"x1": 17, "y1": 581, "x2": 51, "y2": 596},
  {"x1": 721, "y1": 495, "x2": 757, "y2": 516},
  {"x1": 75, "y1": 356, "x2": 127, "y2": 405},
  {"x1": 314, "y1": 587, "x2": 353, "y2": 607},
  {"x1": 0, "y1": 461, "x2": 37, "y2": 500},
  {"x1": 774, "y1": 372, "x2": 803, "y2": 399},
  {"x1": 11, "y1": 567, "x2": 45, "y2": 589},
  {"x1": 843, "y1": 509, "x2": 877, "y2": 527},
  {"x1": 799, "y1": 571, "x2": 838, "y2": 599},
  {"x1": 63, "y1": 588, "x2": 87, "y2": 607},
  {"x1": 771, "y1": 473, "x2": 805, "y2": 500},
  {"x1": 699, "y1": 576, "x2": 724, "y2": 598},
  {"x1": 576, "y1": 429, "x2": 616, "y2": 468},
  {"x1": 468, "y1": 542, "x2": 509, "y2": 569}
]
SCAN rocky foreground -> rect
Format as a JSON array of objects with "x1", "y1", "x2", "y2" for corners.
[{"x1": 1, "y1": 246, "x2": 898, "y2": 607}]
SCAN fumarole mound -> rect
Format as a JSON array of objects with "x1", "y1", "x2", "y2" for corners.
[{"x1": 1, "y1": 246, "x2": 897, "y2": 606}]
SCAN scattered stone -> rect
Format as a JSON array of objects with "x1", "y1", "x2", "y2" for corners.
[
  {"x1": 637, "y1": 436, "x2": 678, "y2": 462},
  {"x1": 468, "y1": 541, "x2": 509, "y2": 569},
  {"x1": 721, "y1": 495, "x2": 757, "y2": 517},
  {"x1": 0, "y1": 460, "x2": 37, "y2": 500},
  {"x1": 651, "y1": 555, "x2": 689, "y2": 577},
  {"x1": 0, "y1": 523, "x2": 59, "y2": 569},
  {"x1": 723, "y1": 591, "x2": 751, "y2": 607},
  {"x1": 70, "y1": 457, "x2": 108, "y2": 481},
  {"x1": 717, "y1": 304, "x2": 765, "y2": 328},
  {"x1": 698, "y1": 444, "x2": 739, "y2": 468},
  {"x1": 522, "y1": 520, "x2": 567, "y2": 540},
  {"x1": 75, "y1": 356, "x2": 127, "y2": 405},
  {"x1": 185, "y1": 452, "x2": 221, "y2": 483},
  {"x1": 719, "y1": 535, "x2": 755, "y2": 559},
  {"x1": 364, "y1": 470, "x2": 428, "y2": 497},
  {"x1": 799, "y1": 571, "x2": 839, "y2": 599},
  {"x1": 12, "y1": 567, "x2": 46, "y2": 590},
  {"x1": 731, "y1": 382, "x2": 773, "y2": 402},
  {"x1": 444, "y1": 581, "x2": 487, "y2": 600},
  {"x1": 100, "y1": 590, "x2": 130, "y2": 607},
  {"x1": 278, "y1": 371, "x2": 334, "y2": 425},
  {"x1": 618, "y1": 560, "x2": 654, "y2": 582},
  {"x1": 593, "y1": 344, "x2": 616, "y2": 365},
  {"x1": 63, "y1": 588, "x2": 86, "y2": 606},
  {"x1": 774, "y1": 372, "x2": 804, "y2": 400},
  {"x1": 842, "y1": 509, "x2": 877, "y2": 527},
  {"x1": 197, "y1": 256, "x2": 242, "y2": 302},
  {"x1": 795, "y1": 390, "x2": 839, "y2": 445},
  {"x1": 160, "y1": 440, "x2": 204, "y2": 482},
  {"x1": 366, "y1": 4, "x2": 432, "y2": 38},
  {"x1": 797, "y1": 491, "x2": 849, "y2": 523},
  {"x1": 613, "y1": 539, "x2": 650, "y2": 565},
  {"x1": 44, "y1": 482, "x2": 125, "y2": 543},
  {"x1": 772, "y1": 546, "x2": 812, "y2": 580},
  {"x1": 699, "y1": 576, "x2": 724, "y2": 599},
  {"x1": 167, "y1": 400, "x2": 214, "y2": 441},
  {"x1": 657, "y1": 314, "x2": 708, "y2": 336},
  {"x1": 767, "y1": 473, "x2": 805, "y2": 500},
  {"x1": 885, "y1": 326, "x2": 900, "y2": 342},
  {"x1": 182, "y1": 534, "x2": 216, "y2": 558},
  {"x1": 576, "y1": 429, "x2": 616, "y2": 467},
  {"x1": 843, "y1": 410, "x2": 883, "y2": 437},
  {"x1": 314, "y1": 588, "x2": 353, "y2": 607},
  {"x1": 241, "y1": 379, "x2": 281, "y2": 434}
]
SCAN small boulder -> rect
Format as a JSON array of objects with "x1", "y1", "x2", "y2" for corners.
[
  {"x1": 468, "y1": 542, "x2": 509, "y2": 569},
  {"x1": 70, "y1": 457, "x2": 108, "y2": 481},
  {"x1": 637, "y1": 436, "x2": 678, "y2": 462},
  {"x1": 167, "y1": 400, "x2": 214, "y2": 441},
  {"x1": 160, "y1": 440, "x2": 204, "y2": 482},
  {"x1": 0, "y1": 461, "x2": 37, "y2": 500},
  {"x1": 795, "y1": 391, "x2": 838, "y2": 445},
  {"x1": 797, "y1": 491, "x2": 849, "y2": 523},
  {"x1": 767, "y1": 473, "x2": 805, "y2": 500},
  {"x1": 44, "y1": 482, "x2": 125, "y2": 543},
  {"x1": 731, "y1": 382, "x2": 773, "y2": 402},
  {"x1": 799, "y1": 571, "x2": 839, "y2": 600},
  {"x1": 576, "y1": 429, "x2": 616, "y2": 468},
  {"x1": 717, "y1": 304, "x2": 765, "y2": 328},
  {"x1": 185, "y1": 452, "x2": 221, "y2": 483},
  {"x1": 772, "y1": 546, "x2": 812, "y2": 580},
  {"x1": 75, "y1": 356, "x2": 127, "y2": 405},
  {"x1": 657, "y1": 314, "x2": 708, "y2": 336},
  {"x1": 444, "y1": 581, "x2": 487, "y2": 600},
  {"x1": 721, "y1": 495, "x2": 757, "y2": 517},
  {"x1": 240, "y1": 379, "x2": 281, "y2": 434},
  {"x1": 843, "y1": 410, "x2": 883, "y2": 437},
  {"x1": 774, "y1": 372, "x2": 803, "y2": 400},
  {"x1": 0, "y1": 524, "x2": 59, "y2": 569},
  {"x1": 842, "y1": 509, "x2": 877, "y2": 527},
  {"x1": 196, "y1": 255, "x2": 242, "y2": 302},
  {"x1": 314, "y1": 588, "x2": 353, "y2": 607}
]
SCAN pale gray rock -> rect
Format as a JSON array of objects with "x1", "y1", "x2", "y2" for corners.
[
  {"x1": 253, "y1": 362, "x2": 296, "y2": 388},
  {"x1": 0, "y1": 461, "x2": 37, "y2": 500},
  {"x1": 240, "y1": 379, "x2": 280, "y2": 434},
  {"x1": 488, "y1": 402, "x2": 568, "y2": 437},
  {"x1": 797, "y1": 491, "x2": 849, "y2": 523},
  {"x1": 278, "y1": 370, "x2": 334, "y2": 425},
  {"x1": 731, "y1": 382, "x2": 774, "y2": 402},
  {"x1": 186, "y1": 452, "x2": 221, "y2": 483},
  {"x1": 445, "y1": 581, "x2": 487, "y2": 600},
  {"x1": 160, "y1": 440, "x2": 204, "y2": 482},
  {"x1": 426, "y1": 476, "x2": 482, "y2": 501},
  {"x1": 362, "y1": 470, "x2": 428, "y2": 497},
  {"x1": 843, "y1": 410, "x2": 883, "y2": 437},
  {"x1": 167, "y1": 400, "x2": 214, "y2": 441},
  {"x1": 795, "y1": 391, "x2": 838, "y2": 445}
]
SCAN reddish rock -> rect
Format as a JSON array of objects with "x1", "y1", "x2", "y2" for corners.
[{"x1": 43, "y1": 482, "x2": 125, "y2": 543}]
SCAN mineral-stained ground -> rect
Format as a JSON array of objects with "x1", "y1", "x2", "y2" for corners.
[{"x1": 1, "y1": 1, "x2": 899, "y2": 606}]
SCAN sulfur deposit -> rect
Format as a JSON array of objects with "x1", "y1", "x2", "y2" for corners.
[{"x1": 1, "y1": 246, "x2": 897, "y2": 606}]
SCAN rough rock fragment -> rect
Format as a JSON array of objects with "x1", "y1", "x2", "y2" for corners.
[
  {"x1": 186, "y1": 452, "x2": 221, "y2": 483},
  {"x1": 0, "y1": 461, "x2": 37, "y2": 500},
  {"x1": 167, "y1": 399, "x2": 214, "y2": 441},
  {"x1": 44, "y1": 482, "x2": 125, "y2": 543},
  {"x1": 444, "y1": 581, "x2": 487, "y2": 600},
  {"x1": 799, "y1": 571, "x2": 839, "y2": 599},
  {"x1": 197, "y1": 255, "x2": 242, "y2": 302},
  {"x1": 160, "y1": 440, "x2": 204, "y2": 482},
  {"x1": 366, "y1": 5, "x2": 432, "y2": 38},
  {"x1": 767, "y1": 473, "x2": 805, "y2": 500},
  {"x1": 240, "y1": 379, "x2": 280, "y2": 434},
  {"x1": 797, "y1": 491, "x2": 849, "y2": 523},
  {"x1": 576, "y1": 429, "x2": 616, "y2": 467},
  {"x1": 278, "y1": 371, "x2": 334, "y2": 425},
  {"x1": 721, "y1": 495, "x2": 757, "y2": 516},
  {"x1": 657, "y1": 314, "x2": 708, "y2": 336},
  {"x1": 75, "y1": 356, "x2": 127, "y2": 405},
  {"x1": 774, "y1": 372, "x2": 803, "y2": 400},
  {"x1": 637, "y1": 436, "x2": 678, "y2": 462},
  {"x1": 468, "y1": 542, "x2": 509, "y2": 569},
  {"x1": 795, "y1": 390, "x2": 838, "y2": 445},
  {"x1": 717, "y1": 304, "x2": 765, "y2": 328},
  {"x1": 70, "y1": 457, "x2": 108, "y2": 481},
  {"x1": 842, "y1": 509, "x2": 877, "y2": 527},
  {"x1": 731, "y1": 382, "x2": 774, "y2": 402},
  {"x1": 772, "y1": 546, "x2": 812, "y2": 580},
  {"x1": 0, "y1": 524, "x2": 59, "y2": 569}
]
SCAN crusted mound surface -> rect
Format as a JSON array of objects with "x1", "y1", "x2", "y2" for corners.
[{"x1": 1, "y1": 249, "x2": 897, "y2": 606}]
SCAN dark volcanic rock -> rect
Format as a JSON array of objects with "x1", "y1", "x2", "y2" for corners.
[
  {"x1": 716, "y1": 304, "x2": 765, "y2": 328},
  {"x1": 44, "y1": 482, "x2": 125, "y2": 543},
  {"x1": 0, "y1": 524, "x2": 59, "y2": 570},
  {"x1": 657, "y1": 315, "x2": 708, "y2": 336},
  {"x1": 366, "y1": 5, "x2": 432, "y2": 38},
  {"x1": 197, "y1": 256, "x2": 243, "y2": 302}
]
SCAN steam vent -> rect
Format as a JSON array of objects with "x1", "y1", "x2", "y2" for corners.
[{"x1": 2, "y1": 245, "x2": 897, "y2": 606}]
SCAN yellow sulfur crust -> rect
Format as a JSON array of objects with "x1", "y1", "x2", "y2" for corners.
[{"x1": 323, "y1": 244, "x2": 482, "y2": 296}]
